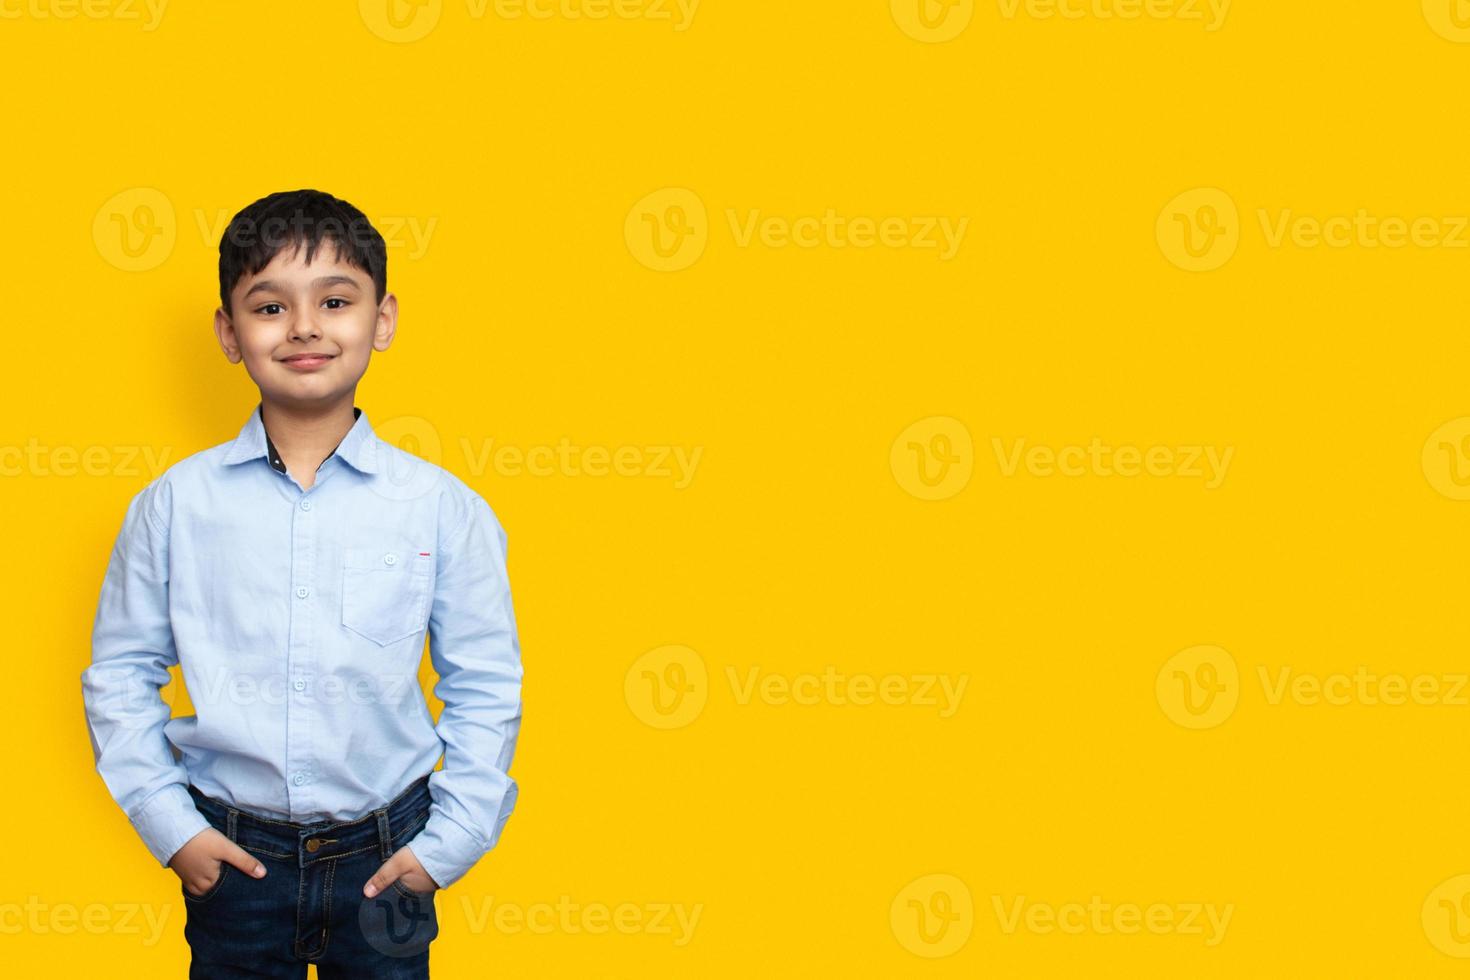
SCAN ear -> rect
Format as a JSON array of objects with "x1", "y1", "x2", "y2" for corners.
[
  {"x1": 214, "y1": 307, "x2": 243, "y2": 363},
  {"x1": 373, "y1": 293, "x2": 399, "y2": 352}
]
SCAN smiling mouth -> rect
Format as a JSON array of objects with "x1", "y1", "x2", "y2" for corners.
[{"x1": 282, "y1": 354, "x2": 335, "y2": 369}]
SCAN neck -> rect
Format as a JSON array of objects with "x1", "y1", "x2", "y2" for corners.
[{"x1": 259, "y1": 396, "x2": 357, "y2": 462}]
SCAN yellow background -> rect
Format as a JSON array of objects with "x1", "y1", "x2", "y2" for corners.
[{"x1": 6, "y1": 0, "x2": 1470, "y2": 975}]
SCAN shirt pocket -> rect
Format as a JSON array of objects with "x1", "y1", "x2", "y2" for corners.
[{"x1": 341, "y1": 547, "x2": 434, "y2": 647}]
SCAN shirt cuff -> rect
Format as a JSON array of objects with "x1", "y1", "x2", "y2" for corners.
[
  {"x1": 132, "y1": 783, "x2": 212, "y2": 867},
  {"x1": 402, "y1": 813, "x2": 486, "y2": 890}
]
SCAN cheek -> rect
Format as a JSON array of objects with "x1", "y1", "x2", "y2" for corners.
[
  {"x1": 344, "y1": 315, "x2": 384, "y2": 355},
  {"x1": 238, "y1": 331, "x2": 279, "y2": 365}
]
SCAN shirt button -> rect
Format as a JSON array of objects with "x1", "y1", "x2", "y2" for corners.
[
  {"x1": 296, "y1": 586, "x2": 309, "y2": 599},
  {"x1": 384, "y1": 553, "x2": 397, "y2": 566},
  {"x1": 292, "y1": 773, "x2": 306, "y2": 786},
  {"x1": 300, "y1": 499, "x2": 312, "y2": 511},
  {"x1": 293, "y1": 679, "x2": 306, "y2": 691}
]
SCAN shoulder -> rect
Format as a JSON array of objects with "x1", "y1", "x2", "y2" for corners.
[
  {"x1": 366, "y1": 437, "x2": 506, "y2": 536},
  {"x1": 428, "y1": 464, "x2": 505, "y2": 538},
  {"x1": 132, "y1": 437, "x2": 238, "y2": 525}
]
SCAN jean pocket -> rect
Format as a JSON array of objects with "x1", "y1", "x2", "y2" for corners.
[
  {"x1": 389, "y1": 877, "x2": 437, "y2": 900},
  {"x1": 341, "y1": 547, "x2": 433, "y2": 646},
  {"x1": 182, "y1": 861, "x2": 230, "y2": 905}
]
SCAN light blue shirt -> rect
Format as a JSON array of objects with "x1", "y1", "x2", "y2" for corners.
[{"x1": 81, "y1": 402, "x2": 522, "y2": 889}]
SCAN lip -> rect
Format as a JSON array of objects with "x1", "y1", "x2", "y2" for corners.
[{"x1": 281, "y1": 354, "x2": 335, "y2": 371}]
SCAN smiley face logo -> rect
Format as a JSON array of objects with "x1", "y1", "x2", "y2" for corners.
[
  {"x1": 359, "y1": 0, "x2": 442, "y2": 43},
  {"x1": 366, "y1": 414, "x2": 444, "y2": 503},
  {"x1": 1156, "y1": 188, "x2": 1239, "y2": 272},
  {"x1": 1422, "y1": 417, "x2": 1470, "y2": 500},
  {"x1": 1156, "y1": 645, "x2": 1238, "y2": 729},
  {"x1": 1423, "y1": 0, "x2": 1470, "y2": 42},
  {"x1": 890, "y1": 416, "x2": 973, "y2": 501},
  {"x1": 110, "y1": 664, "x2": 181, "y2": 730},
  {"x1": 1424, "y1": 874, "x2": 1470, "y2": 956},
  {"x1": 358, "y1": 888, "x2": 438, "y2": 958},
  {"x1": 891, "y1": 0, "x2": 974, "y2": 43},
  {"x1": 93, "y1": 188, "x2": 176, "y2": 272},
  {"x1": 625, "y1": 188, "x2": 708, "y2": 272},
  {"x1": 890, "y1": 873, "x2": 973, "y2": 958},
  {"x1": 625, "y1": 645, "x2": 708, "y2": 729}
]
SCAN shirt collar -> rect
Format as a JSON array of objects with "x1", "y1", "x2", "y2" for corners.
[{"x1": 221, "y1": 402, "x2": 379, "y2": 475}]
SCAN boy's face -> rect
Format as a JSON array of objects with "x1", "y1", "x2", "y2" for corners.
[{"x1": 214, "y1": 241, "x2": 396, "y2": 408}]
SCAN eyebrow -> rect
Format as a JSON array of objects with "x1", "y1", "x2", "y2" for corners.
[{"x1": 242, "y1": 275, "x2": 363, "y2": 300}]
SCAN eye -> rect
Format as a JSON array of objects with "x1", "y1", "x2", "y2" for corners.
[
  {"x1": 323, "y1": 297, "x2": 350, "y2": 310},
  {"x1": 256, "y1": 303, "x2": 284, "y2": 316}
]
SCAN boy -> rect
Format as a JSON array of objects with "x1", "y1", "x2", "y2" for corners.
[{"x1": 81, "y1": 189, "x2": 523, "y2": 978}]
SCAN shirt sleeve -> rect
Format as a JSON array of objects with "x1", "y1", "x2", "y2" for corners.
[
  {"x1": 81, "y1": 476, "x2": 211, "y2": 867},
  {"x1": 402, "y1": 490, "x2": 523, "y2": 889}
]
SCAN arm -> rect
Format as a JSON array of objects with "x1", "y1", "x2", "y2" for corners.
[
  {"x1": 401, "y1": 491, "x2": 524, "y2": 889},
  {"x1": 80, "y1": 477, "x2": 211, "y2": 867}
]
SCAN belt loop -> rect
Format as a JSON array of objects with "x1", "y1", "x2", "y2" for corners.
[
  {"x1": 226, "y1": 807, "x2": 238, "y2": 844},
  {"x1": 376, "y1": 807, "x2": 392, "y2": 861}
]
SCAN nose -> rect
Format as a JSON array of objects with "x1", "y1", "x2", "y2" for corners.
[{"x1": 288, "y1": 313, "x2": 321, "y2": 343}]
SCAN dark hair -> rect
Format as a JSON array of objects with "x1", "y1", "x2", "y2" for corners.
[{"x1": 217, "y1": 189, "x2": 387, "y2": 314}]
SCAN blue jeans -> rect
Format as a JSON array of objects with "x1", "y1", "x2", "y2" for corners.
[{"x1": 181, "y1": 775, "x2": 439, "y2": 978}]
